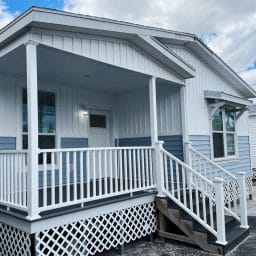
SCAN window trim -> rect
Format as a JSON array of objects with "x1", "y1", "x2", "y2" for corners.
[{"x1": 210, "y1": 107, "x2": 238, "y2": 161}]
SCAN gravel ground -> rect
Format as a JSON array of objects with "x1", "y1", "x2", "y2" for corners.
[{"x1": 96, "y1": 217, "x2": 256, "y2": 256}]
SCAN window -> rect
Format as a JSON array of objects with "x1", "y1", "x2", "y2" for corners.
[
  {"x1": 22, "y1": 89, "x2": 56, "y2": 164},
  {"x1": 212, "y1": 107, "x2": 236, "y2": 159},
  {"x1": 90, "y1": 114, "x2": 106, "y2": 128}
]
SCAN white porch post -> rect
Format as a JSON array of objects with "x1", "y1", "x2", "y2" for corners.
[
  {"x1": 238, "y1": 172, "x2": 249, "y2": 229},
  {"x1": 26, "y1": 41, "x2": 40, "y2": 220},
  {"x1": 149, "y1": 76, "x2": 165, "y2": 197},
  {"x1": 213, "y1": 178, "x2": 227, "y2": 245},
  {"x1": 149, "y1": 76, "x2": 158, "y2": 145}
]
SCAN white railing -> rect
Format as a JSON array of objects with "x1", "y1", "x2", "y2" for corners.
[
  {"x1": 186, "y1": 144, "x2": 244, "y2": 219},
  {"x1": 156, "y1": 142, "x2": 248, "y2": 245},
  {"x1": 38, "y1": 146, "x2": 156, "y2": 212},
  {"x1": 0, "y1": 150, "x2": 28, "y2": 211}
]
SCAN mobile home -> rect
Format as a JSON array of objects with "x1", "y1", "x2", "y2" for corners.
[{"x1": 0, "y1": 7, "x2": 255, "y2": 255}]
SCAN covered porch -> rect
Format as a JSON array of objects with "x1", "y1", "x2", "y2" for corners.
[{"x1": 0, "y1": 39, "x2": 184, "y2": 219}]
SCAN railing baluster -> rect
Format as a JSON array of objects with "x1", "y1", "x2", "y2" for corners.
[
  {"x1": 133, "y1": 149, "x2": 137, "y2": 189},
  {"x1": 137, "y1": 149, "x2": 141, "y2": 189},
  {"x1": 17, "y1": 154, "x2": 21, "y2": 205},
  {"x1": 86, "y1": 151, "x2": 90, "y2": 198},
  {"x1": 128, "y1": 149, "x2": 132, "y2": 190},
  {"x1": 43, "y1": 153, "x2": 47, "y2": 207},
  {"x1": 92, "y1": 150, "x2": 96, "y2": 197},
  {"x1": 124, "y1": 149, "x2": 128, "y2": 191},
  {"x1": 149, "y1": 149, "x2": 153, "y2": 186},
  {"x1": 176, "y1": 162, "x2": 180, "y2": 200},
  {"x1": 73, "y1": 152, "x2": 77, "y2": 201},
  {"x1": 0, "y1": 154, "x2": 3, "y2": 202},
  {"x1": 182, "y1": 166, "x2": 187, "y2": 207},
  {"x1": 80, "y1": 151, "x2": 84, "y2": 200},
  {"x1": 59, "y1": 152, "x2": 63, "y2": 204},
  {"x1": 109, "y1": 150, "x2": 113, "y2": 194},
  {"x1": 104, "y1": 150, "x2": 107, "y2": 195},
  {"x1": 98, "y1": 150, "x2": 102, "y2": 196},
  {"x1": 51, "y1": 152, "x2": 55, "y2": 205},
  {"x1": 114, "y1": 150, "x2": 118, "y2": 193},
  {"x1": 140, "y1": 149, "x2": 145, "y2": 188},
  {"x1": 145, "y1": 149, "x2": 149, "y2": 187},
  {"x1": 119, "y1": 150, "x2": 123, "y2": 192},
  {"x1": 170, "y1": 159, "x2": 174, "y2": 196},
  {"x1": 164, "y1": 154, "x2": 168, "y2": 190},
  {"x1": 22, "y1": 154, "x2": 27, "y2": 207},
  {"x1": 66, "y1": 152, "x2": 70, "y2": 202}
]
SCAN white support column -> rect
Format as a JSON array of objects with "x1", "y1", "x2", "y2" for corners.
[
  {"x1": 180, "y1": 85, "x2": 189, "y2": 164},
  {"x1": 155, "y1": 141, "x2": 165, "y2": 197},
  {"x1": 213, "y1": 178, "x2": 227, "y2": 245},
  {"x1": 238, "y1": 172, "x2": 249, "y2": 229},
  {"x1": 26, "y1": 41, "x2": 40, "y2": 220},
  {"x1": 149, "y1": 76, "x2": 158, "y2": 146}
]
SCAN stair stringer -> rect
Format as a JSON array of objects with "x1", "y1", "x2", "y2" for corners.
[{"x1": 156, "y1": 197, "x2": 224, "y2": 255}]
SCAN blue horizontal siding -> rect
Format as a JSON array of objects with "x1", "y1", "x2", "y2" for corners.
[
  {"x1": 0, "y1": 137, "x2": 16, "y2": 150},
  {"x1": 61, "y1": 138, "x2": 88, "y2": 148},
  {"x1": 118, "y1": 135, "x2": 183, "y2": 160},
  {"x1": 189, "y1": 135, "x2": 251, "y2": 175},
  {"x1": 38, "y1": 138, "x2": 88, "y2": 188},
  {"x1": 190, "y1": 135, "x2": 211, "y2": 158}
]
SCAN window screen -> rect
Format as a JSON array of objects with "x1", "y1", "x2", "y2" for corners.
[{"x1": 90, "y1": 114, "x2": 106, "y2": 128}]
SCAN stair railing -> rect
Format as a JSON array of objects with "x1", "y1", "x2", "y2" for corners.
[
  {"x1": 185, "y1": 143, "x2": 248, "y2": 227},
  {"x1": 155, "y1": 141, "x2": 227, "y2": 245}
]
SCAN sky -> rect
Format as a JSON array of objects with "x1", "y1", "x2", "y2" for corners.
[{"x1": 2, "y1": 0, "x2": 256, "y2": 88}]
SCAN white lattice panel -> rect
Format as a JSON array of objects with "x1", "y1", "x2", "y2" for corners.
[
  {"x1": 0, "y1": 223, "x2": 31, "y2": 256},
  {"x1": 35, "y1": 202, "x2": 157, "y2": 256},
  {"x1": 223, "y1": 175, "x2": 253, "y2": 204}
]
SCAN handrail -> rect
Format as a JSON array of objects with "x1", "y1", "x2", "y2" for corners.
[
  {"x1": 162, "y1": 147, "x2": 214, "y2": 186},
  {"x1": 38, "y1": 146, "x2": 154, "y2": 153},
  {"x1": 187, "y1": 144, "x2": 244, "y2": 223},
  {"x1": 188, "y1": 145, "x2": 237, "y2": 180},
  {"x1": 160, "y1": 146, "x2": 220, "y2": 240},
  {"x1": 0, "y1": 150, "x2": 28, "y2": 154}
]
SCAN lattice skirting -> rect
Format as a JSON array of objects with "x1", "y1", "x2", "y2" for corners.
[
  {"x1": 0, "y1": 223, "x2": 31, "y2": 256},
  {"x1": 35, "y1": 201, "x2": 157, "y2": 256}
]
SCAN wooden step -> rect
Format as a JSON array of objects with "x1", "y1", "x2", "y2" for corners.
[{"x1": 156, "y1": 196, "x2": 249, "y2": 255}]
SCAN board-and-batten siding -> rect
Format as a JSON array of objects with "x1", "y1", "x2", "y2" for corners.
[
  {"x1": 0, "y1": 76, "x2": 20, "y2": 138},
  {"x1": 118, "y1": 135, "x2": 183, "y2": 160},
  {"x1": 58, "y1": 84, "x2": 117, "y2": 139},
  {"x1": 249, "y1": 115, "x2": 256, "y2": 169},
  {"x1": 117, "y1": 85, "x2": 182, "y2": 138},
  {"x1": 31, "y1": 29, "x2": 183, "y2": 83},
  {"x1": 164, "y1": 44, "x2": 250, "y2": 137},
  {"x1": 190, "y1": 135, "x2": 251, "y2": 174}
]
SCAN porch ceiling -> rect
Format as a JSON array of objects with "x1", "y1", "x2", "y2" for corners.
[{"x1": 0, "y1": 45, "x2": 178, "y2": 93}]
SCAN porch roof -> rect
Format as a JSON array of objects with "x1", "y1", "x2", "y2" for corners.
[
  {"x1": 0, "y1": 44, "x2": 178, "y2": 93},
  {"x1": 0, "y1": 7, "x2": 255, "y2": 97}
]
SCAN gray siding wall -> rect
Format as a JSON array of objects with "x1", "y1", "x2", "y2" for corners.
[
  {"x1": 190, "y1": 135, "x2": 251, "y2": 174},
  {"x1": 0, "y1": 137, "x2": 16, "y2": 150},
  {"x1": 117, "y1": 135, "x2": 183, "y2": 160}
]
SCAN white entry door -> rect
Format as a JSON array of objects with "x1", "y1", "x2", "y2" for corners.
[{"x1": 89, "y1": 110, "x2": 113, "y2": 147}]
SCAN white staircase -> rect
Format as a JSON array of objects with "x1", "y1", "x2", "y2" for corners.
[{"x1": 155, "y1": 141, "x2": 250, "y2": 255}]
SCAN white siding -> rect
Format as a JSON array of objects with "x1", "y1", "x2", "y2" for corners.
[
  {"x1": 0, "y1": 74, "x2": 117, "y2": 149},
  {"x1": 165, "y1": 44, "x2": 249, "y2": 136},
  {"x1": 0, "y1": 76, "x2": 20, "y2": 137},
  {"x1": 249, "y1": 114, "x2": 256, "y2": 169},
  {"x1": 117, "y1": 85, "x2": 182, "y2": 138},
  {"x1": 31, "y1": 29, "x2": 183, "y2": 83}
]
